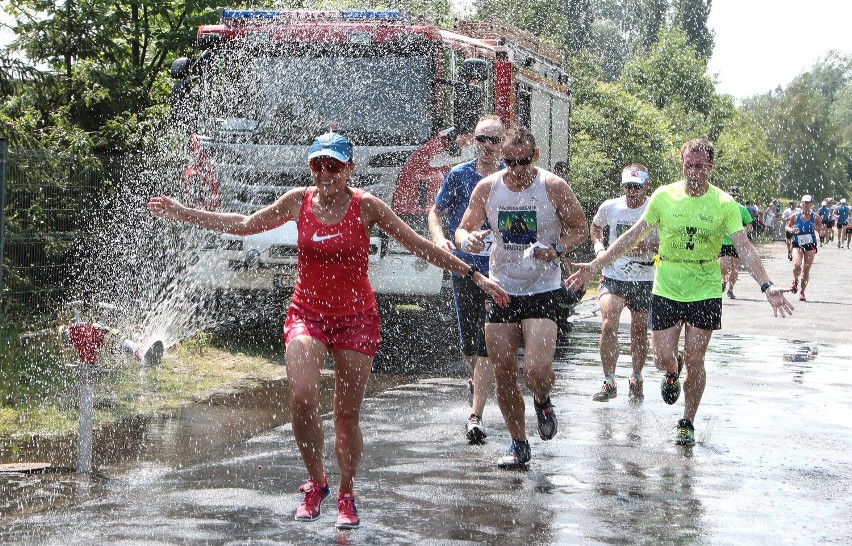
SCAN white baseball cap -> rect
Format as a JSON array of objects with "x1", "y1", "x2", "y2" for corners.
[
  {"x1": 621, "y1": 168, "x2": 650, "y2": 185},
  {"x1": 801, "y1": 194, "x2": 813, "y2": 203}
]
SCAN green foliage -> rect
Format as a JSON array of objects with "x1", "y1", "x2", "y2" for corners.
[
  {"x1": 712, "y1": 110, "x2": 782, "y2": 204},
  {"x1": 570, "y1": 81, "x2": 679, "y2": 209},
  {"x1": 743, "y1": 71, "x2": 849, "y2": 199},
  {"x1": 474, "y1": 0, "x2": 568, "y2": 45},
  {"x1": 620, "y1": 27, "x2": 715, "y2": 117},
  {"x1": 671, "y1": 0, "x2": 713, "y2": 59}
]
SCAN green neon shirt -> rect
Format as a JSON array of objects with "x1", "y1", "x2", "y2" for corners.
[
  {"x1": 722, "y1": 204, "x2": 753, "y2": 245},
  {"x1": 642, "y1": 181, "x2": 744, "y2": 302}
]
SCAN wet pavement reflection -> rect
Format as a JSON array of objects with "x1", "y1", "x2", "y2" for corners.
[{"x1": 2, "y1": 321, "x2": 851, "y2": 544}]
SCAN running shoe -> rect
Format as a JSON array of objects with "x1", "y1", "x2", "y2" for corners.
[
  {"x1": 294, "y1": 475, "x2": 330, "y2": 521},
  {"x1": 592, "y1": 381, "x2": 617, "y2": 402},
  {"x1": 799, "y1": 293, "x2": 806, "y2": 301},
  {"x1": 675, "y1": 418, "x2": 696, "y2": 446},
  {"x1": 465, "y1": 377, "x2": 474, "y2": 407},
  {"x1": 790, "y1": 279, "x2": 798, "y2": 294},
  {"x1": 726, "y1": 290, "x2": 736, "y2": 299},
  {"x1": 661, "y1": 352, "x2": 684, "y2": 405},
  {"x1": 628, "y1": 377, "x2": 644, "y2": 404},
  {"x1": 497, "y1": 439, "x2": 531, "y2": 470},
  {"x1": 465, "y1": 414, "x2": 487, "y2": 444},
  {"x1": 336, "y1": 493, "x2": 360, "y2": 529},
  {"x1": 788, "y1": 252, "x2": 793, "y2": 260},
  {"x1": 534, "y1": 397, "x2": 558, "y2": 440}
]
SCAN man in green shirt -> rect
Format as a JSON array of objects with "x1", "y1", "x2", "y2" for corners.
[
  {"x1": 718, "y1": 186, "x2": 753, "y2": 299},
  {"x1": 567, "y1": 138, "x2": 794, "y2": 446}
]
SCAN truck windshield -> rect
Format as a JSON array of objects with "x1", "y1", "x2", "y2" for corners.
[{"x1": 198, "y1": 51, "x2": 433, "y2": 146}]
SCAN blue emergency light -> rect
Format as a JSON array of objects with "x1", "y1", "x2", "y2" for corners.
[{"x1": 222, "y1": 9, "x2": 406, "y2": 23}]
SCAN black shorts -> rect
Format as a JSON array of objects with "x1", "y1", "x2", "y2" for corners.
[
  {"x1": 599, "y1": 277, "x2": 653, "y2": 312},
  {"x1": 838, "y1": 222, "x2": 848, "y2": 228},
  {"x1": 824, "y1": 220, "x2": 835, "y2": 228},
  {"x1": 785, "y1": 231, "x2": 793, "y2": 240},
  {"x1": 650, "y1": 295, "x2": 722, "y2": 331},
  {"x1": 719, "y1": 244, "x2": 739, "y2": 258},
  {"x1": 793, "y1": 243, "x2": 818, "y2": 252},
  {"x1": 485, "y1": 287, "x2": 564, "y2": 324},
  {"x1": 451, "y1": 275, "x2": 488, "y2": 357}
]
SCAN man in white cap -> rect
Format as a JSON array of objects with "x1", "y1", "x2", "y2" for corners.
[
  {"x1": 589, "y1": 164, "x2": 659, "y2": 403},
  {"x1": 834, "y1": 198, "x2": 849, "y2": 248}
]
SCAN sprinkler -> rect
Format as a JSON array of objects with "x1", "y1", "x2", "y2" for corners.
[{"x1": 59, "y1": 301, "x2": 165, "y2": 473}]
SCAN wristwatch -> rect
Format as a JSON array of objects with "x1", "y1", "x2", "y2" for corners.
[
  {"x1": 552, "y1": 243, "x2": 564, "y2": 256},
  {"x1": 760, "y1": 281, "x2": 774, "y2": 293},
  {"x1": 466, "y1": 265, "x2": 480, "y2": 278}
]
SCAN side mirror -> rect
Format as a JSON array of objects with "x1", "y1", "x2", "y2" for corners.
[
  {"x1": 453, "y1": 83, "x2": 483, "y2": 135},
  {"x1": 458, "y1": 58, "x2": 490, "y2": 82},
  {"x1": 170, "y1": 57, "x2": 192, "y2": 79}
]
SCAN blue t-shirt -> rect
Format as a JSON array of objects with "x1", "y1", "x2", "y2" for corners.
[
  {"x1": 818, "y1": 205, "x2": 833, "y2": 223},
  {"x1": 836, "y1": 205, "x2": 850, "y2": 224},
  {"x1": 434, "y1": 159, "x2": 499, "y2": 274}
]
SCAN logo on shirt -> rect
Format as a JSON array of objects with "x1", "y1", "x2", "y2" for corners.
[{"x1": 311, "y1": 232, "x2": 342, "y2": 242}]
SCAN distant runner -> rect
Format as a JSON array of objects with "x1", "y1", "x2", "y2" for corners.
[
  {"x1": 786, "y1": 195, "x2": 822, "y2": 301},
  {"x1": 781, "y1": 201, "x2": 800, "y2": 260},
  {"x1": 719, "y1": 186, "x2": 753, "y2": 299},
  {"x1": 835, "y1": 198, "x2": 850, "y2": 248},
  {"x1": 817, "y1": 200, "x2": 834, "y2": 247}
]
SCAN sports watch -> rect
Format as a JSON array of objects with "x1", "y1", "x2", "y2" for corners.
[{"x1": 552, "y1": 243, "x2": 564, "y2": 256}]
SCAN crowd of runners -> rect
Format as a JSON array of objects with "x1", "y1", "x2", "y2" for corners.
[{"x1": 148, "y1": 123, "x2": 816, "y2": 529}]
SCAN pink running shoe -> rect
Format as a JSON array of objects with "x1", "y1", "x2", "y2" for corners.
[
  {"x1": 294, "y1": 475, "x2": 330, "y2": 521},
  {"x1": 336, "y1": 493, "x2": 360, "y2": 529}
]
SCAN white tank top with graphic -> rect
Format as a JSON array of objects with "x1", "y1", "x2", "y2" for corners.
[{"x1": 485, "y1": 169, "x2": 562, "y2": 296}]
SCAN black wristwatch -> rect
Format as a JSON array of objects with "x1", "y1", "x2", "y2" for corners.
[
  {"x1": 552, "y1": 243, "x2": 564, "y2": 256},
  {"x1": 760, "y1": 281, "x2": 774, "y2": 293},
  {"x1": 466, "y1": 265, "x2": 479, "y2": 278}
]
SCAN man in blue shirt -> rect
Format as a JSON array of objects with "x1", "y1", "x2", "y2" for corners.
[
  {"x1": 834, "y1": 198, "x2": 850, "y2": 248},
  {"x1": 428, "y1": 115, "x2": 504, "y2": 444}
]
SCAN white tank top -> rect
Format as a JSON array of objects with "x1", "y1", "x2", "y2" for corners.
[{"x1": 485, "y1": 169, "x2": 562, "y2": 295}]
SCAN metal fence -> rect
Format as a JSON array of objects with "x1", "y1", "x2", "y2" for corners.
[{"x1": 0, "y1": 146, "x2": 120, "y2": 324}]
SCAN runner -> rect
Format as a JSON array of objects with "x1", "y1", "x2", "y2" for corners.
[
  {"x1": 428, "y1": 115, "x2": 505, "y2": 444},
  {"x1": 764, "y1": 200, "x2": 778, "y2": 240},
  {"x1": 589, "y1": 164, "x2": 658, "y2": 404},
  {"x1": 148, "y1": 132, "x2": 509, "y2": 529},
  {"x1": 781, "y1": 201, "x2": 800, "y2": 260},
  {"x1": 787, "y1": 195, "x2": 822, "y2": 301},
  {"x1": 817, "y1": 200, "x2": 834, "y2": 247},
  {"x1": 456, "y1": 127, "x2": 587, "y2": 469},
  {"x1": 567, "y1": 137, "x2": 794, "y2": 447},
  {"x1": 835, "y1": 198, "x2": 850, "y2": 248},
  {"x1": 719, "y1": 186, "x2": 753, "y2": 299}
]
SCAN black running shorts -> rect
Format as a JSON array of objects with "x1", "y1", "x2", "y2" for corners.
[
  {"x1": 485, "y1": 287, "x2": 564, "y2": 324},
  {"x1": 451, "y1": 274, "x2": 488, "y2": 357},
  {"x1": 650, "y1": 295, "x2": 722, "y2": 331}
]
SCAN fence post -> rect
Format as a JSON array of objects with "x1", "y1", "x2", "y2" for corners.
[{"x1": 0, "y1": 138, "x2": 6, "y2": 313}]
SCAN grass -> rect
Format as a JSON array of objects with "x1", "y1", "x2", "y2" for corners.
[{"x1": 0, "y1": 329, "x2": 286, "y2": 440}]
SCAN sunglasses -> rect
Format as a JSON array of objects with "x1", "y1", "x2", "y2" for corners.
[
  {"x1": 309, "y1": 157, "x2": 348, "y2": 174},
  {"x1": 623, "y1": 183, "x2": 644, "y2": 190},
  {"x1": 475, "y1": 135, "x2": 503, "y2": 144},
  {"x1": 502, "y1": 156, "x2": 534, "y2": 167}
]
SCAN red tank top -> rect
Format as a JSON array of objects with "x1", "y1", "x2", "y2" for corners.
[{"x1": 291, "y1": 187, "x2": 376, "y2": 316}]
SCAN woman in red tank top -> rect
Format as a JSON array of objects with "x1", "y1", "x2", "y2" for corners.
[{"x1": 148, "y1": 132, "x2": 507, "y2": 529}]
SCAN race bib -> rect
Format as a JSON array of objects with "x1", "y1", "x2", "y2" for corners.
[
  {"x1": 471, "y1": 233, "x2": 494, "y2": 256},
  {"x1": 796, "y1": 233, "x2": 814, "y2": 245}
]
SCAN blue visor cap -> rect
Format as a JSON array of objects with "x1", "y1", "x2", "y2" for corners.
[{"x1": 308, "y1": 132, "x2": 353, "y2": 163}]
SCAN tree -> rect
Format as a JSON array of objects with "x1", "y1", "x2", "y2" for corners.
[
  {"x1": 744, "y1": 74, "x2": 848, "y2": 199},
  {"x1": 711, "y1": 110, "x2": 782, "y2": 204},
  {"x1": 6, "y1": 0, "x2": 228, "y2": 151},
  {"x1": 671, "y1": 0, "x2": 713, "y2": 59},
  {"x1": 620, "y1": 28, "x2": 715, "y2": 119},
  {"x1": 569, "y1": 81, "x2": 680, "y2": 210}
]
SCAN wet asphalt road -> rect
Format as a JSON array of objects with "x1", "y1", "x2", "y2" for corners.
[{"x1": 2, "y1": 239, "x2": 852, "y2": 544}]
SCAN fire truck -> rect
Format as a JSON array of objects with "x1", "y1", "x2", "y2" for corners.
[{"x1": 170, "y1": 9, "x2": 572, "y2": 311}]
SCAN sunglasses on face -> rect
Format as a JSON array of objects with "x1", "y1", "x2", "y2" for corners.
[
  {"x1": 502, "y1": 156, "x2": 534, "y2": 167},
  {"x1": 623, "y1": 183, "x2": 644, "y2": 190},
  {"x1": 475, "y1": 134, "x2": 503, "y2": 144},
  {"x1": 309, "y1": 157, "x2": 348, "y2": 173}
]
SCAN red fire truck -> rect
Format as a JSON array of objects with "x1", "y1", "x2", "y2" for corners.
[{"x1": 170, "y1": 9, "x2": 572, "y2": 311}]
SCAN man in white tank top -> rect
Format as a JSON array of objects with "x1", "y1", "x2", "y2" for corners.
[{"x1": 456, "y1": 127, "x2": 588, "y2": 470}]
